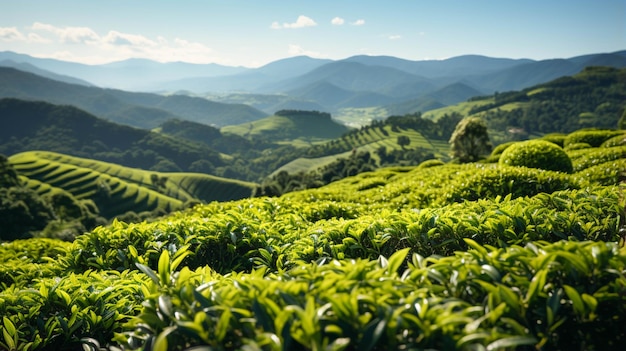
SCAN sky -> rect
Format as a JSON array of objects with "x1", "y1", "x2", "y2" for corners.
[{"x1": 0, "y1": 0, "x2": 624, "y2": 67}]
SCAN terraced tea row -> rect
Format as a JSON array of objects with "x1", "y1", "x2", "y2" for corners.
[{"x1": 9, "y1": 151, "x2": 256, "y2": 218}]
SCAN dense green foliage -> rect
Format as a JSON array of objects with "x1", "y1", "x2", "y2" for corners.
[
  {"x1": 449, "y1": 117, "x2": 492, "y2": 162},
  {"x1": 0, "y1": 128, "x2": 625, "y2": 350},
  {"x1": 499, "y1": 140, "x2": 573, "y2": 173}
]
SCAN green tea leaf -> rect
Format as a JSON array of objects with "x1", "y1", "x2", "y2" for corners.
[
  {"x1": 486, "y1": 336, "x2": 537, "y2": 350},
  {"x1": 136, "y1": 263, "x2": 160, "y2": 284},
  {"x1": 158, "y1": 250, "x2": 171, "y2": 284}
]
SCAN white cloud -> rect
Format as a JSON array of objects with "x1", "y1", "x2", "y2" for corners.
[
  {"x1": 0, "y1": 27, "x2": 26, "y2": 41},
  {"x1": 351, "y1": 19, "x2": 366, "y2": 26},
  {"x1": 271, "y1": 15, "x2": 317, "y2": 29},
  {"x1": 331, "y1": 17, "x2": 345, "y2": 26},
  {"x1": 389, "y1": 35, "x2": 402, "y2": 40},
  {"x1": 32, "y1": 22, "x2": 99, "y2": 44},
  {"x1": 103, "y1": 30, "x2": 157, "y2": 47},
  {"x1": 13, "y1": 22, "x2": 218, "y2": 64}
]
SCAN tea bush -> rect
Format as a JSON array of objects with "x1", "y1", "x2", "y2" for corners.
[
  {"x1": 601, "y1": 133, "x2": 626, "y2": 147},
  {"x1": 499, "y1": 139, "x2": 573, "y2": 173},
  {"x1": 563, "y1": 129, "x2": 626, "y2": 148},
  {"x1": 564, "y1": 142, "x2": 591, "y2": 151},
  {"x1": 569, "y1": 145, "x2": 626, "y2": 172},
  {"x1": 539, "y1": 133, "x2": 566, "y2": 147},
  {"x1": 438, "y1": 166, "x2": 579, "y2": 204},
  {"x1": 120, "y1": 240, "x2": 626, "y2": 351}
]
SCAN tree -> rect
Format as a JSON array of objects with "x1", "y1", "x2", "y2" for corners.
[
  {"x1": 397, "y1": 135, "x2": 411, "y2": 149},
  {"x1": 449, "y1": 117, "x2": 492, "y2": 163},
  {"x1": 619, "y1": 107, "x2": 626, "y2": 129},
  {"x1": 0, "y1": 154, "x2": 20, "y2": 189}
]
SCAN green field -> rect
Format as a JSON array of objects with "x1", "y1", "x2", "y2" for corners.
[{"x1": 9, "y1": 151, "x2": 257, "y2": 218}]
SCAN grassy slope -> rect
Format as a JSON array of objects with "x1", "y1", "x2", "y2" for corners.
[
  {"x1": 221, "y1": 113, "x2": 352, "y2": 142},
  {"x1": 273, "y1": 124, "x2": 450, "y2": 175},
  {"x1": 9, "y1": 151, "x2": 257, "y2": 218}
]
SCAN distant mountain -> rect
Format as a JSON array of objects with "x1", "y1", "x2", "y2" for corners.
[
  {"x1": 0, "y1": 60, "x2": 93, "y2": 86},
  {"x1": 0, "y1": 67, "x2": 267, "y2": 128},
  {"x1": 0, "y1": 51, "x2": 249, "y2": 90},
  {"x1": 343, "y1": 54, "x2": 534, "y2": 78},
  {"x1": 3, "y1": 50, "x2": 625, "y2": 119},
  {"x1": 158, "y1": 56, "x2": 333, "y2": 93},
  {"x1": 465, "y1": 52, "x2": 626, "y2": 93}
]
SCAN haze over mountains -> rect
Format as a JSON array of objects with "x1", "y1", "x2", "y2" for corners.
[{"x1": 2, "y1": 50, "x2": 625, "y2": 120}]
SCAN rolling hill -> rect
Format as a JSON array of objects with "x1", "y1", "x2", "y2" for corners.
[
  {"x1": 9, "y1": 151, "x2": 257, "y2": 218},
  {"x1": 0, "y1": 98, "x2": 226, "y2": 172},
  {"x1": 221, "y1": 110, "x2": 352, "y2": 142},
  {"x1": 422, "y1": 66, "x2": 626, "y2": 142},
  {"x1": 0, "y1": 67, "x2": 267, "y2": 129}
]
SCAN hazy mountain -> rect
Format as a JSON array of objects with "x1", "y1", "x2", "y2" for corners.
[
  {"x1": 0, "y1": 51, "x2": 249, "y2": 90},
  {"x1": 0, "y1": 67, "x2": 267, "y2": 128},
  {"x1": 3, "y1": 50, "x2": 625, "y2": 118},
  {"x1": 0, "y1": 60, "x2": 93, "y2": 86},
  {"x1": 343, "y1": 54, "x2": 534, "y2": 78},
  {"x1": 466, "y1": 52, "x2": 626, "y2": 93},
  {"x1": 158, "y1": 56, "x2": 334, "y2": 93}
]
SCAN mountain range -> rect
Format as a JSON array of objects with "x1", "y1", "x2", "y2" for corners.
[{"x1": 1, "y1": 50, "x2": 625, "y2": 126}]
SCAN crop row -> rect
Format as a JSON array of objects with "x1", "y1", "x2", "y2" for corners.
[
  {"x1": 61, "y1": 184, "x2": 623, "y2": 275},
  {"x1": 120, "y1": 240, "x2": 626, "y2": 350}
]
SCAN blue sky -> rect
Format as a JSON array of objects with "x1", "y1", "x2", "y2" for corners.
[{"x1": 0, "y1": 0, "x2": 624, "y2": 67}]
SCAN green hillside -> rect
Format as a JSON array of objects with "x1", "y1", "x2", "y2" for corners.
[
  {"x1": 271, "y1": 113, "x2": 459, "y2": 177},
  {"x1": 221, "y1": 110, "x2": 352, "y2": 142},
  {"x1": 9, "y1": 151, "x2": 256, "y2": 218},
  {"x1": 423, "y1": 66, "x2": 626, "y2": 143},
  {"x1": 274, "y1": 122, "x2": 451, "y2": 175},
  {"x1": 0, "y1": 127, "x2": 625, "y2": 350},
  {"x1": 0, "y1": 98, "x2": 227, "y2": 173}
]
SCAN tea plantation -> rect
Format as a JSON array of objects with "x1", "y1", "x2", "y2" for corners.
[{"x1": 1, "y1": 129, "x2": 625, "y2": 350}]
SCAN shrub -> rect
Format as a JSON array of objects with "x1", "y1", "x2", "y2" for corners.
[
  {"x1": 438, "y1": 166, "x2": 579, "y2": 204},
  {"x1": 499, "y1": 139, "x2": 573, "y2": 173},
  {"x1": 417, "y1": 159, "x2": 445, "y2": 168},
  {"x1": 601, "y1": 134, "x2": 626, "y2": 148},
  {"x1": 540, "y1": 133, "x2": 567, "y2": 147},
  {"x1": 449, "y1": 117, "x2": 492, "y2": 162},
  {"x1": 564, "y1": 142, "x2": 592, "y2": 151},
  {"x1": 563, "y1": 129, "x2": 626, "y2": 148}
]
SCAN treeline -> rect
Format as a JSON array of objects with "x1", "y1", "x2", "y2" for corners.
[{"x1": 275, "y1": 109, "x2": 331, "y2": 119}]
